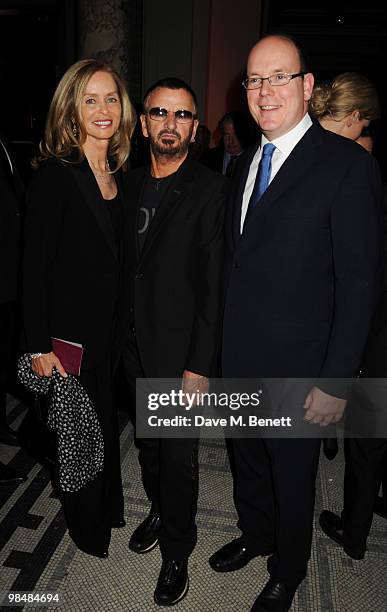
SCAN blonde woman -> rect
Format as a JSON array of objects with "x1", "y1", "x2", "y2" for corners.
[
  {"x1": 23, "y1": 59, "x2": 135, "y2": 557},
  {"x1": 310, "y1": 71, "x2": 379, "y2": 140}
]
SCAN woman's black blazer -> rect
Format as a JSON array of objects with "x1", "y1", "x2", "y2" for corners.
[{"x1": 23, "y1": 156, "x2": 125, "y2": 370}]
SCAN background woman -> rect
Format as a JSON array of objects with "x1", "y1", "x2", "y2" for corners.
[
  {"x1": 310, "y1": 71, "x2": 379, "y2": 140},
  {"x1": 22, "y1": 59, "x2": 135, "y2": 557}
]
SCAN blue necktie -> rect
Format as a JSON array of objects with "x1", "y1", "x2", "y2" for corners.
[{"x1": 247, "y1": 142, "x2": 276, "y2": 213}]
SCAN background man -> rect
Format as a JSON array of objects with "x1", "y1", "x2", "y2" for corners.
[
  {"x1": 209, "y1": 34, "x2": 382, "y2": 612},
  {"x1": 122, "y1": 78, "x2": 226, "y2": 607},
  {"x1": 0, "y1": 133, "x2": 26, "y2": 485},
  {"x1": 200, "y1": 111, "x2": 253, "y2": 177}
]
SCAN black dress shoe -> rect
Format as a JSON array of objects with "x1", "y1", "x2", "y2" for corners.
[
  {"x1": 88, "y1": 550, "x2": 108, "y2": 559},
  {"x1": 154, "y1": 559, "x2": 188, "y2": 606},
  {"x1": 129, "y1": 512, "x2": 161, "y2": 553},
  {"x1": 111, "y1": 518, "x2": 126, "y2": 528},
  {"x1": 0, "y1": 462, "x2": 27, "y2": 486},
  {"x1": 322, "y1": 437, "x2": 338, "y2": 460},
  {"x1": 0, "y1": 424, "x2": 19, "y2": 446},
  {"x1": 319, "y1": 510, "x2": 365, "y2": 560},
  {"x1": 77, "y1": 545, "x2": 108, "y2": 558},
  {"x1": 251, "y1": 578, "x2": 298, "y2": 611},
  {"x1": 209, "y1": 537, "x2": 273, "y2": 572},
  {"x1": 374, "y1": 496, "x2": 387, "y2": 519}
]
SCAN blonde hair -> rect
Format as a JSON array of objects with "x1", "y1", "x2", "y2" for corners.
[
  {"x1": 310, "y1": 72, "x2": 379, "y2": 122},
  {"x1": 35, "y1": 59, "x2": 136, "y2": 170}
]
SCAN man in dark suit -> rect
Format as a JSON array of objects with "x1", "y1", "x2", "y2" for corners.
[
  {"x1": 319, "y1": 177, "x2": 387, "y2": 557},
  {"x1": 200, "y1": 112, "x2": 251, "y2": 177},
  {"x1": 209, "y1": 34, "x2": 382, "y2": 612},
  {"x1": 0, "y1": 134, "x2": 26, "y2": 485},
  {"x1": 122, "y1": 78, "x2": 226, "y2": 606}
]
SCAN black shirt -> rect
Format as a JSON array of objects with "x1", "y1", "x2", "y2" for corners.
[{"x1": 137, "y1": 173, "x2": 174, "y2": 253}]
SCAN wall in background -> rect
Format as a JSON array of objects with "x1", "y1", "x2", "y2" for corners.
[
  {"x1": 142, "y1": 0, "x2": 210, "y2": 119},
  {"x1": 205, "y1": 0, "x2": 263, "y2": 141}
]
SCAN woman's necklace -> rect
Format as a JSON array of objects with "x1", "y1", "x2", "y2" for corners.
[{"x1": 91, "y1": 159, "x2": 112, "y2": 183}]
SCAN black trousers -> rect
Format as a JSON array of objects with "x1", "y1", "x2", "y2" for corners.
[
  {"x1": 0, "y1": 301, "x2": 16, "y2": 424},
  {"x1": 122, "y1": 329, "x2": 199, "y2": 560},
  {"x1": 382, "y1": 449, "x2": 387, "y2": 510},
  {"x1": 342, "y1": 437, "x2": 387, "y2": 554},
  {"x1": 232, "y1": 436, "x2": 321, "y2": 586}
]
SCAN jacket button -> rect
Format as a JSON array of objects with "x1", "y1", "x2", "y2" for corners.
[
  {"x1": 233, "y1": 261, "x2": 240, "y2": 269},
  {"x1": 135, "y1": 273, "x2": 144, "y2": 279}
]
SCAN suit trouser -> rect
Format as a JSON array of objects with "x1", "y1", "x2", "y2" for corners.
[
  {"x1": 342, "y1": 437, "x2": 387, "y2": 554},
  {"x1": 382, "y1": 449, "x2": 387, "y2": 511},
  {"x1": 232, "y1": 436, "x2": 321, "y2": 586},
  {"x1": 0, "y1": 301, "x2": 15, "y2": 424},
  {"x1": 122, "y1": 329, "x2": 199, "y2": 560}
]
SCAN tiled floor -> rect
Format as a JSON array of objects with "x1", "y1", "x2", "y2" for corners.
[{"x1": 0, "y1": 395, "x2": 386, "y2": 611}]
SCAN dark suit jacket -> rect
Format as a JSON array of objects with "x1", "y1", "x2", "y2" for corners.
[
  {"x1": 222, "y1": 122, "x2": 383, "y2": 381},
  {"x1": 23, "y1": 156, "x2": 125, "y2": 370},
  {"x1": 0, "y1": 136, "x2": 23, "y2": 304},
  {"x1": 199, "y1": 146, "x2": 224, "y2": 174},
  {"x1": 122, "y1": 158, "x2": 227, "y2": 378},
  {"x1": 358, "y1": 182, "x2": 387, "y2": 376}
]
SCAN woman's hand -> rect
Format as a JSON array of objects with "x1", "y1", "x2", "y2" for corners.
[{"x1": 31, "y1": 352, "x2": 68, "y2": 378}]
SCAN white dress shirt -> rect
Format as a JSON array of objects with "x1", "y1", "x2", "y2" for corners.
[{"x1": 240, "y1": 113, "x2": 313, "y2": 232}]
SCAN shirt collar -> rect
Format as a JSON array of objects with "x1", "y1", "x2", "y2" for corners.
[{"x1": 261, "y1": 113, "x2": 312, "y2": 156}]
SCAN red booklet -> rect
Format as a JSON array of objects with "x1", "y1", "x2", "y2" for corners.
[{"x1": 51, "y1": 337, "x2": 84, "y2": 376}]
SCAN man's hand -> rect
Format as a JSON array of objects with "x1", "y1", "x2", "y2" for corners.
[
  {"x1": 182, "y1": 370, "x2": 209, "y2": 404},
  {"x1": 31, "y1": 351, "x2": 67, "y2": 378},
  {"x1": 303, "y1": 386, "x2": 346, "y2": 426}
]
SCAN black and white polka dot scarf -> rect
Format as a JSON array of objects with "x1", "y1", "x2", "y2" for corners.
[{"x1": 17, "y1": 354, "x2": 104, "y2": 492}]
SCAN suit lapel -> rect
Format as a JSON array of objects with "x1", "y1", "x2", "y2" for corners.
[
  {"x1": 0, "y1": 136, "x2": 24, "y2": 200},
  {"x1": 242, "y1": 124, "x2": 324, "y2": 232},
  {"x1": 69, "y1": 159, "x2": 118, "y2": 261},
  {"x1": 137, "y1": 159, "x2": 196, "y2": 266}
]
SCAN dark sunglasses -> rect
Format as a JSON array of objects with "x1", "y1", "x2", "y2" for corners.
[{"x1": 147, "y1": 107, "x2": 196, "y2": 123}]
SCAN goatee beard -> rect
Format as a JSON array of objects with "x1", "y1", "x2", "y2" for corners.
[{"x1": 150, "y1": 131, "x2": 192, "y2": 159}]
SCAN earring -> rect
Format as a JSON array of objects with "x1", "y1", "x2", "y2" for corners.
[{"x1": 72, "y1": 119, "x2": 78, "y2": 138}]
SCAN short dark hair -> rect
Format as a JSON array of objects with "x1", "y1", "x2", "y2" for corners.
[
  {"x1": 260, "y1": 32, "x2": 310, "y2": 73},
  {"x1": 143, "y1": 77, "x2": 198, "y2": 113},
  {"x1": 218, "y1": 111, "x2": 256, "y2": 149}
]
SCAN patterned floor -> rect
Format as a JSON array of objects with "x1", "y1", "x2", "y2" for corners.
[{"x1": 0, "y1": 394, "x2": 386, "y2": 612}]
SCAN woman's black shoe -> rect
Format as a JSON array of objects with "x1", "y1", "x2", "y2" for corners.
[{"x1": 319, "y1": 510, "x2": 365, "y2": 560}]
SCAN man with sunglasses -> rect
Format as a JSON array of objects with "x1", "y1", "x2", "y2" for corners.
[
  {"x1": 209, "y1": 34, "x2": 382, "y2": 611},
  {"x1": 122, "y1": 77, "x2": 226, "y2": 606}
]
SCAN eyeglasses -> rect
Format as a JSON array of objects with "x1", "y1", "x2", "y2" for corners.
[
  {"x1": 146, "y1": 107, "x2": 196, "y2": 123},
  {"x1": 242, "y1": 72, "x2": 305, "y2": 90}
]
